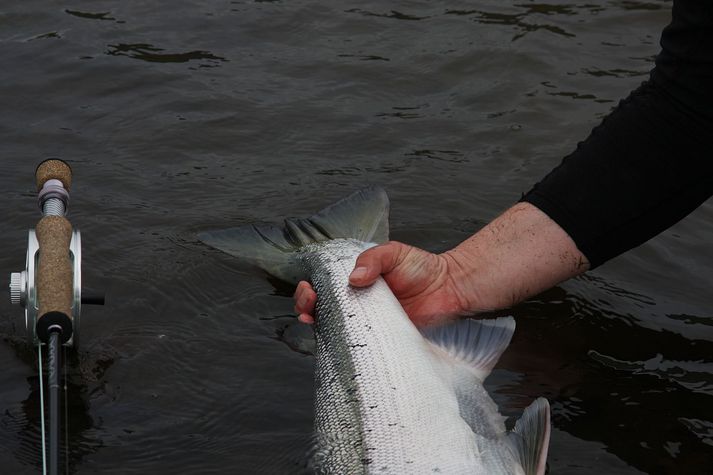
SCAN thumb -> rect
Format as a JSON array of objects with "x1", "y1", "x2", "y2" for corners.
[{"x1": 349, "y1": 241, "x2": 404, "y2": 287}]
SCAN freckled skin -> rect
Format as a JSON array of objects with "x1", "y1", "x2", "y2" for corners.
[{"x1": 295, "y1": 202, "x2": 588, "y2": 326}]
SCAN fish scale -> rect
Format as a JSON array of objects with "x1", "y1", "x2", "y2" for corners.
[{"x1": 303, "y1": 239, "x2": 514, "y2": 474}]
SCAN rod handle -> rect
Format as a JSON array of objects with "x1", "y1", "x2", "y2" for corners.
[{"x1": 35, "y1": 215, "x2": 74, "y2": 343}]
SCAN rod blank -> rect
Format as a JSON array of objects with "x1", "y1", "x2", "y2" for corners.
[{"x1": 47, "y1": 329, "x2": 61, "y2": 475}]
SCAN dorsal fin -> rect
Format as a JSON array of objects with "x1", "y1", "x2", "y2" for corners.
[
  {"x1": 507, "y1": 398, "x2": 551, "y2": 475},
  {"x1": 421, "y1": 316, "x2": 515, "y2": 381}
]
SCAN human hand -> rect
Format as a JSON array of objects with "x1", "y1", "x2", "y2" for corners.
[
  {"x1": 293, "y1": 241, "x2": 471, "y2": 328},
  {"x1": 294, "y1": 203, "x2": 590, "y2": 328}
]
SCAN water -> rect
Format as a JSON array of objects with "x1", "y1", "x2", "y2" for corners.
[{"x1": 1, "y1": 0, "x2": 711, "y2": 473}]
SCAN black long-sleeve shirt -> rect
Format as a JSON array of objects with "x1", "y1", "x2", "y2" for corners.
[{"x1": 522, "y1": 0, "x2": 713, "y2": 269}]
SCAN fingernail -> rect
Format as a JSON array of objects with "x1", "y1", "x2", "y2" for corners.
[
  {"x1": 350, "y1": 267, "x2": 368, "y2": 281},
  {"x1": 297, "y1": 296, "x2": 308, "y2": 309}
]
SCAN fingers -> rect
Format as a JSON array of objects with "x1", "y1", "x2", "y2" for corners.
[
  {"x1": 298, "y1": 313, "x2": 315, "y2": 324},
  {"x1": 294, "y1": 280, "x2": 317, "y2": 324},
  {"x1": 294, "y1": 242, "x2": 408, "y2": 324},
  {"x1": 349, "y1": 241, "x2": 405, "y2": 287}
]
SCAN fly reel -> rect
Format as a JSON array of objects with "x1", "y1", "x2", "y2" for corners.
[
  {"x1": 5, "y1": 159, "x2": 104, "y2": 475},
  {"x1": 10, "y1": 227, "x2": 82, "y2": 347}
]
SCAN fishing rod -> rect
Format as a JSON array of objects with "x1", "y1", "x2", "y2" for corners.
[{"x1": 8, "y1": 160, "x2": 104, "y2": 475}]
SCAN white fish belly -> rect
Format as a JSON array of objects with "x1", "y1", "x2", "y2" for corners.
[{"x1": 304, "y1": 239, "x2": 519, "y2": 474}]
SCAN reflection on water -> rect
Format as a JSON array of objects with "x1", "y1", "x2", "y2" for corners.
[{"x1": 1, "y1": 0, "x2": 711, "y2": 473}]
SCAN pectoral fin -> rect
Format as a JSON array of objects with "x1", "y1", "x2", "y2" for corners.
[{"x1": 421, "y1": 316, "x2": 516, "y2": 381}]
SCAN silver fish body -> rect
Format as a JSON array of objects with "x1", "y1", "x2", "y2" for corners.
[
  {"x1": 198, "y1": 188, "x2": 550, "y2": 475},
  {"x1": 303, "y1": 239, "x2": 532, "y2": 474}
]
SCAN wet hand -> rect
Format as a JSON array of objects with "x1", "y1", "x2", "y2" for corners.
[{"x1": 293, "y1": 241, "x2": 470, "y2": 327}]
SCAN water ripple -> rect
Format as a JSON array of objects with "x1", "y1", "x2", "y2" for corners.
[
  {"x1": 589, "y1": 351, "x2": 713, "y2": 396},
  {"x1": 65, "y1": 10, "x2": 119, "y2": 22},
  {"x1": 678, "y1": 418, "x2": 713, "y2": 447},
  {"x1": 0, "y1": 0, "x2": 697, "y2": 472},
  {"x1": 345, "y1": 9, "x2": 429, "y2": 21},
  {"x1": 444, "y1": 7, "x2": 577, "y2": 40},
  {"x1": 106, "y1": 43, "x2": 227, "y2": 64}
]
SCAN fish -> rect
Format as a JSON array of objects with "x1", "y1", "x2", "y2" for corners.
[{"x1": 199, "y1": 187, "x2": 550, "y2": 474}]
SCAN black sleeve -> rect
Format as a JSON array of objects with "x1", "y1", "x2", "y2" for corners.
[{"x1": 521, "y1": 0, "x2": 713, "y2": 269}]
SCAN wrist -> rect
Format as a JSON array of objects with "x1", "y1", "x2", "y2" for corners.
[
  {"x1": 441, "y1": 246, "x2": 511, "y2": 313},
  {"x1": 442, "y1": 202, "x2": 589, "y2": 313}
]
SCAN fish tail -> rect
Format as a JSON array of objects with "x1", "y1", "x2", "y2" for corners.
[{"x1": 198, "y1": 187, "x2": 390, "y2": 282}]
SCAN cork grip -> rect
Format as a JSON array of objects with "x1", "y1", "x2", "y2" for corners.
[
  {"x1": 36, "y1": 159, "x2": 72, "y2": 191},
  {"x1": 36, "y1": 216, "x2": 74, "y2": 320}
]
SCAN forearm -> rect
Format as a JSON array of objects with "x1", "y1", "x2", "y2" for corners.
[
  {"x1": 521, "y1": 80, "x2": 713, "y2": 269},
  {"x1": 443, "y1": 201, "x2": 589, "y2": 312},
  {"x1": 445, "y1": 0, "x2": 713, "y2": 313},
  {"x1": 523, "y1": 0, "x2": 713, "y2": 269}
]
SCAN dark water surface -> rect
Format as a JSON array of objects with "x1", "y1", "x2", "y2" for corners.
[{"x1": 1, "y1": 0, "x2": 711, "y2": 473}]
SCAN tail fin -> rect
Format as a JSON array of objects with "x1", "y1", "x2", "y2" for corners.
[{"x1": 198, "y1": 187, "x2": 390, "y2": 283}]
